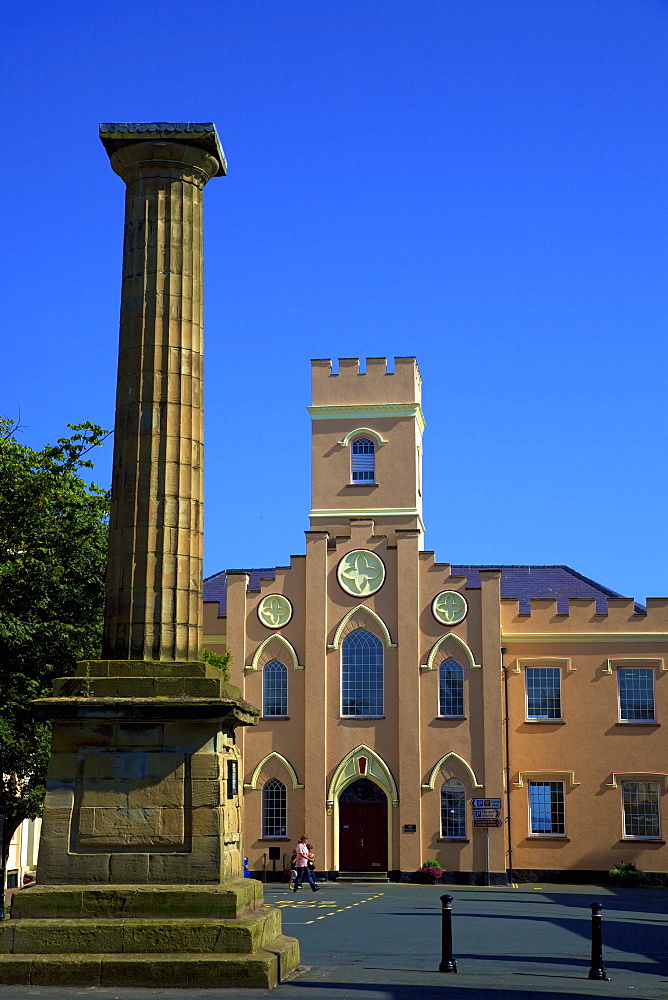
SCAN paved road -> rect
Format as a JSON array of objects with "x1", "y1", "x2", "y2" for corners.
[{"x1": 0, "y1": 882, "x2": 666, "y2": 999}]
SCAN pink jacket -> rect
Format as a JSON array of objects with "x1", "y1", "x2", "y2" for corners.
[{"x1": 295, "y1": 842, "x2": 309, "y2": 867}]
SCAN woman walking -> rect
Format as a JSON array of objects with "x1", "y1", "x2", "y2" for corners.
[{"x1": 293, "y1": 835, "x2": 319, "y2": 892}]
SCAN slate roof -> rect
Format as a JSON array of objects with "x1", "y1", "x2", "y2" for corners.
[
  {"x1": 204, "y1": 569, "x2": 276, "y2": 617},
  {"x1": 450, "y1": 565, "x2": 643, "y2": 615},
  {"x1": 203, "y1": 565, "x2": 643, "y2": 618}
]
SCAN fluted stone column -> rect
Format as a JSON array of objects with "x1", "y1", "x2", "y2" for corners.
[
  {"x1": 101, "y1": 126, "x2": 224, "y2": 661},
  {"x1": 0, "y1": 125, "x2": 300, "y2": 988}
]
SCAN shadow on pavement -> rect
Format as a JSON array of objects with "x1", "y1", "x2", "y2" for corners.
[{"x1": 287, "y1": 983, "x2": 633, "y2": 1000}]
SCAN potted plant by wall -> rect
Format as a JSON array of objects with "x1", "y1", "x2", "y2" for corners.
[
  {"x1": 609, "y1": 861, "x2": 645, "y2": 887},
  {"x1": 419, "y1": 860, "x2": 443, "y2": 884}
]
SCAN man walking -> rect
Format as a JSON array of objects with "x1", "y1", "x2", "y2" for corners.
[{"x1": 293, "y1": 835, "x2": 319, "y2": 892}]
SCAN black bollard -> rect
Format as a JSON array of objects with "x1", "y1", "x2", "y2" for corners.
[
  {"x1": 588, "y1": 901, "x2": 609, "y2": 981},
  {"x1": 439, "y1": 893, "x2": 458, "y2": 973}
]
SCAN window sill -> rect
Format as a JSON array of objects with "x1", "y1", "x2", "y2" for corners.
[
  {"x1": 619, "y1": 838, "x2": 665, "y2": 844},
  {"x1": 260, "y1": 716, "x2": 291, "y2": 721},
  {"x1": 615, "y1": 721, "x2": 659, "y2": 727},
  {"x1": 525, "y1": 719, "x2": 565, "y2": 725},
  {"x1": 438, "y1": 838, "x2": 469, "y2": 843},
  {"x1": 527, "y1": 836, "x2": 569, "y2": 841},
  {"x1": 347, "y1": 483, "x2": 378, "y2": 488},
  {"x1": 436, "y1": 716, "x2": 467, "y2": 721},
  {"x1": 259, "y1": 837, "x2": 291, "y2": 842}
]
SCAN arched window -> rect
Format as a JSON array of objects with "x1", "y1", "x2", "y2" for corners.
[
  {"x1": 441, "y1": 779, "x2": 466, "y2": 838},
  {"x1": 263, "y1": 660, "x2": 288, "y2": 717},
  {"x1": 341, "y1": 629, "x2": 383, "y2": 717},
  {"x1": 262, "y1": 778, "x2": 287, "y2": 838},
  {"x1": 439, "y1": 658, "x2": 464, "y2": 717},
  {"x1": 351, "y1": 437, "x2": 375, "y2": 483}
]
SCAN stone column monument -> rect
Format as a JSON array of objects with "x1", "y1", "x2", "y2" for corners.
[{"x1": 0, "y1": 124, "x2": 299, "y2": 989}]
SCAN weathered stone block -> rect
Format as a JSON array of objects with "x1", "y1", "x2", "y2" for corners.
[
  {"x1": 99, "y1": 955, "x2": 184, "y2": 988},
  {"x1": 126, "y1": 778, "x2": 183, "y2": 809},
  {"x1": 38, "y1": 806, "x2": 72, "y2": 838},
  {"x1": 77, "y1": 807, "x2": 95, "y2": 836},
  {"x1": 191, "y1": 779, "x2": 221, "y2": 808},
  {"x1": 116, "y1": 724, "x2": 163, "y2": 746},
  {"x1": 109, "y1": 854, "x2": 150, "y2": 884},
  {"x1": 0, "y1": 957, "x2": 32, "y2": 984},
  {"x1": 36, "y1": 850, "x2": 111, "y2": 885},
  {"x1": 93, "y1": 806, "x2": 162, "y2": 839},
  {"x1": 45, "y1": 754, "x2": 78, "y2": 781},
  {"x1": 43, "y1": 781, "x2": 75, "y2": 809},
  {"x1": 0, "y1": 926, "x2": 15, "y2": 954},
  {"x1": 192, "y1": 806, "x2": 221, "y2": 836},
  {"x1": 190, "y1": 755, "x2": 220, "y2": 780},
  {"x1": 164, "y1": 721, "x2": 214, "y2": 749},
  {"x1": 13, "y1": 920, "x2": 124, "y2": 955},
  {"x1": 159, "y1": 807, "x2": 185, "y2": 839},
  {"x1": 78, "y1": 786, "x2": 128, "y2": 809},
  {"x1": 31, "y1": 956, "x2": 102, "y2": 987}
]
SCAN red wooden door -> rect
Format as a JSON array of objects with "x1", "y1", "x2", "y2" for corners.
[{"x1": 339, "y1": 780, "x2": 388, "y2": 870}]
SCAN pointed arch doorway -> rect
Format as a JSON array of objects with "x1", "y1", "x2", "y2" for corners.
[
  {"x1": 339, "y1": 778, "x2": 388, "y2": 871},
  {"x1": 328, "y1": 746, "x2": 397, "y2": 872}
]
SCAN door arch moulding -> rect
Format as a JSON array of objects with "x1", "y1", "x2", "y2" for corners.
[
  {"x1": 422, "y1": 751, "x2": 483, "y2": 790},
  {"x1": 327, "y1": 745, "x2": 397, "y2": 873},
  {"x1": 246, "y1": 633, "x2": 304, "y2": 671},
  {"x1": 421, "y1": 633, "x2": 480, "y2": 671},
  {"x1": 244, "y1": 752, "x2": 304, "y2": 790},
  {"x1": 328, "y1": 606, "x2": 397, "y2": 650}
]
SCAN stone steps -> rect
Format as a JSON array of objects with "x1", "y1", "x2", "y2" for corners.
[
  {"x1": 335, "y1": 872, "x2": 390, "y2": 883},
  {"x1": 0, "y1": 938, "x2": 299, "y2": 989},
  {"x1": 0, "y1": 910, "x2": 281, "y2": 955},
  {"x1": 0, "y1": 883, "x2": 299, "y2": 989}
]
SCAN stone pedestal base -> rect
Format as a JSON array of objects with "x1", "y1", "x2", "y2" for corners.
[{"x1": 0, "y1": 882, "x2": 299, "y2": 989}]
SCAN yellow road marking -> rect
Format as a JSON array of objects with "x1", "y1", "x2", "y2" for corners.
[{"x1": 279, "y1": 892, "x2": 383, "y2": 923}]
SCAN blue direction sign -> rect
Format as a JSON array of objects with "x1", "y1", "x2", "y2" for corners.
[
  {"x1": 471, "y1": 798, "x2": 502, "y2": 809},
  {"x1": 474, "y1": 809, "x2": 500, "y2": 819}
]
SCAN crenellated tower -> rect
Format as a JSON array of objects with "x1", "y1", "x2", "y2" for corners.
[{"x1": 308, "y1": 357, "x2": 425, "y2": 539}]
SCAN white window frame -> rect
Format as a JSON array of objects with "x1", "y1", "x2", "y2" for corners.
[
  {"x1": 617, "y1": 667, "x2": 655, "y2": 723},
  {"x1": 261, "y1": 778, "x2": 287, "y2": 839},
  {"x1": 438, "y1": 658, "x2": 464, "y2": 718},
  {"x1": 621, "y1": 781, "x2": 661, "y2": 840},
  {"x1": 527, "y1": 780, "x2": 565, "y2": 836},
  {"x1": 441, "y1": 779, "x2": 466, "y2": 839},
  {"x1": 525, "y1": 667, "x2": 562, "y2": 721},
  {"x1": 350, "y1": 437, "x2": 376, "y2": 484},
  {"x1": 340, "y1": 628, "x2": 384, "y2": 718},
  {"x1": 262, "y1": 659, "x2": 288, "y2": 718}
]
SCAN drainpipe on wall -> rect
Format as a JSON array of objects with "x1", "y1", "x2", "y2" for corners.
[{"x1": 501, "y1": 647, "x2": 513, "y2": 882}]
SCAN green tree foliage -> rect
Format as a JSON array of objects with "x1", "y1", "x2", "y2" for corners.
[
  {"x1": 202, "y1": 646, "x2": 231, "y2": 681},
  {"x1": 0, "y1": 417, "x2": 110, "y2": 850}
]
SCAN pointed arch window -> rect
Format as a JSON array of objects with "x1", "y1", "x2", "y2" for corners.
[
  {"x1": 263, "y1": 660, "x2": 288, "y2": 717},
  {"x1": 351, "y1": 437, "x2": 375, "y2": 483},
  {"x1": 439, "y1": 658, "x2": 464, "y2": 717},
  {"x1": 441, "y1": 779, "x2": 466, "y2": 838},
  {"x1": 341, "y1": 629, "x2": 383, "y2": 717},
  {"x1": 262, "y1": 778, "x2": 287, "y2": 838}
]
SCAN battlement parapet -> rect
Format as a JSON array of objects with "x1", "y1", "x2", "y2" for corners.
[
  {"x1": 311, "y1": 357, "x2": 421, "y2": 406},
  {"x1": 501, "y1": 594, "x2": 668, "y2": 633}
]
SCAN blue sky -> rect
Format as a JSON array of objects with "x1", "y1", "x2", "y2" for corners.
[{"x1": 3, "y1": 0, "x2": 667, "y2": 602}]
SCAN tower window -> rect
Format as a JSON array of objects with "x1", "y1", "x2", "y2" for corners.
[
  {"x1": 439, "y1": 658, "x2": 464, "y2": 717},
  {"x1": 351, "y1": 438, "x2": 375, "y2": 483},
  {"x1": 341, "y1": 628, "x2": 383, "y2": 716},
  {"x1": 441, "y1": 779, "x2": 466, "y2": 838},
  {"x1": 262, "y1": 778, "x2": 287, "y2": 838},
  {"x1": 263, "y1": 660, "x2": 288, "y2": 717}
]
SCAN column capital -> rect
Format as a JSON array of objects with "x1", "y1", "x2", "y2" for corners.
[{"x1": 100, "y1": 121, "x2": 226, "y2": 174}]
